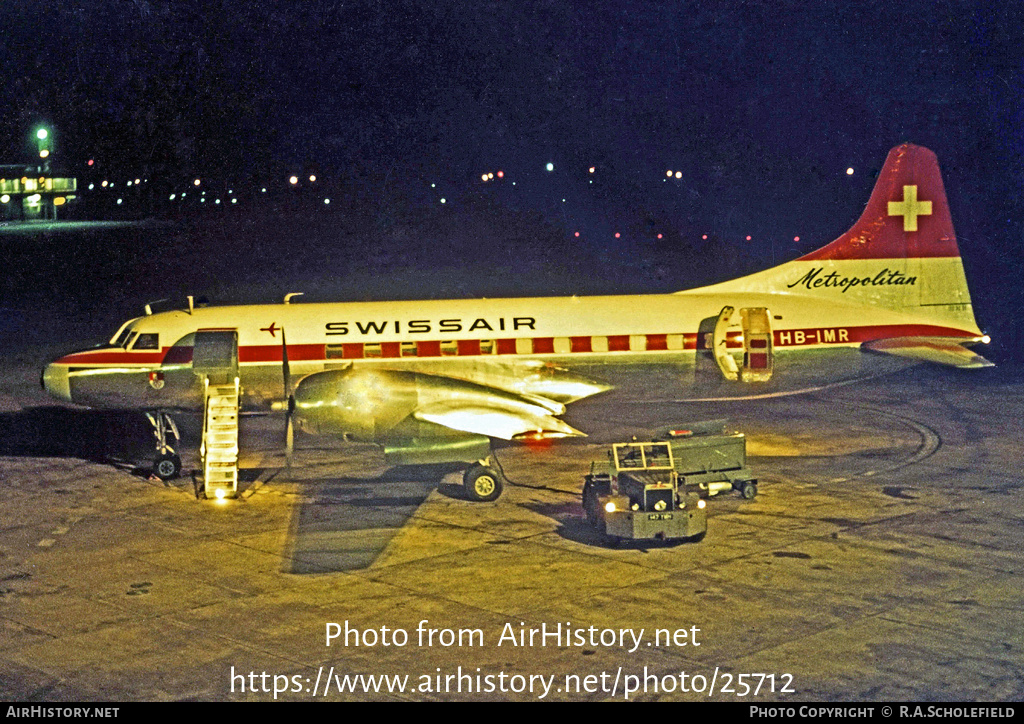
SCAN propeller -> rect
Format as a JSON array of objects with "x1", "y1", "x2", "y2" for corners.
[{"x1": 281, "y1": 327, "x2": 295, "y2": 467}]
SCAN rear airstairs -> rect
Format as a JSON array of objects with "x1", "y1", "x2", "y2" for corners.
[{"x1": 200, "y1": 377, "x2": 240, "y2": 499}]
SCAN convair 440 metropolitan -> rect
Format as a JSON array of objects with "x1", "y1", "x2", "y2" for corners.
[{"x1": 42, "y1": 144, "x2": 991, "y2": 501}]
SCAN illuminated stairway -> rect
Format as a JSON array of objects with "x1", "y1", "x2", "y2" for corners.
[{"x1": 201, "y1": 378, "x2": 240, "y2": 499}]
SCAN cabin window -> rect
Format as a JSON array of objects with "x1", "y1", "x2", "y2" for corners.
[
  {"x1": 133, "y1": 333, "x2": 159, "y2": 350},
  {"x1": 121, "y1": 331, "x2": 138, "y2": 350}
]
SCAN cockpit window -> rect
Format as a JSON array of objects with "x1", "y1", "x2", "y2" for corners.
[
  {"x1": 121, "y1": 331, "x2": 138, "y2": 349},
  {"x1": 113, "y1": 328, "x2": 134, "y2": 348},
  {"x1": 132, "y1": 333, "x2": 159, "y2": 350}
]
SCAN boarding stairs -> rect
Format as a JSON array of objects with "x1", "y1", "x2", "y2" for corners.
[{"x1": 201, "y1": 377, "x2": 240, "y2": 499}]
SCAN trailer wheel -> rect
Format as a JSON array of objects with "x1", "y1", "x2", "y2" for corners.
[
  {"x1": 739, "y1": 480, "x2": 758, "y2": 499},
  {"x1": 463, "y1": 465, "x2": 503, "y2": 502}
]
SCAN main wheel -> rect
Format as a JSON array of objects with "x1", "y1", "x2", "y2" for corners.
[
  {"x1": 463, "y1": 465, "x2": 503, "y2": 502},
  {"x1": 739, "y1": 480, "x2": 758, "y2": 499},
  {"x1": 153, "y1": 453, "x2": 182, "y2": 481}
]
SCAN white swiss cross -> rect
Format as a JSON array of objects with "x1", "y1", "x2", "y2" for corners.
[{"x1": 887, "y1": 185, "x2": 932, "y2": 232}]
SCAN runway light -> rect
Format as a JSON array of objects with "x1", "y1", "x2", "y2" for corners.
[
  {"x1": 746, "y1": 235, "x2": 752, "y2": 241},
  {"x1": 657, "y1": 233, "x2": 663, "y2": 239},
  {"x1": 675, "y1": 171, "x2": 682, "y2": 179},
  {"x1": 309, "y1": 175, "x2": 316, "y2": 182},
  {"x1": 481, "y1": 173, "x2": 489, "y2": 182},
  {"x1": 574, "y1": 231, "x2": 580, "y2": 237},
  {"x1": 615, "y1": 232, "x2": 621, "y2": 238},
  {"x1": 702, "y1": 234, "x2": 708, "y2": 240},
  {"x1": 496, "y1": 170, "x2": 504, "y2": 178},
  {"x1": 846, "y1": 167, "x2": 854, "y2": 175},
  {"x1": 794, "y1": 236, "x2": 800, "y2": 242},
  {"x1": 289, "y1": 176, "x2": 298, "y2": 185},
  {"x1": 546, "y1": 162, "x2": 554, "y2": 172},
  {"x1": 666, "y1": 170, "x2": 673, "y2": 177},
  {"x1": 193, "y1": 178, "x2": 201, "y2": 186},
  {"x1": 323, "y1": 198, "x2": 330, "y2": 204},
  {"x1": 440, "y1": 198, "x2": 446, "y2": 204}
]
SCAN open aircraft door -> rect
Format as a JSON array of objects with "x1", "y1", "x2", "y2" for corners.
[
  {"x1": 739, "y1": 307, "x2": 773, "y2": 382},
  {"x1": 712, "y1": 307, "x2": 774, "y2": 383}
]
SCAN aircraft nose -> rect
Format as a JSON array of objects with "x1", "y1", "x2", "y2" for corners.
[{"x1": 42, "y1": 364, "x2": 72, "y2": 402}]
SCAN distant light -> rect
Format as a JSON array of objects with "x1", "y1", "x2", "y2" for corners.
[
  {"x1": 675, "y1": 171, "x2": 682, "y2": 179},
  {"x1": 574, "y1": 231, "x2": 580, "y2": 237},
  {"x1": 615, "y1": 232, "x2": 621, "y2": 239},
  {"x1": 0, "y1": 195, "x2": 8, "y2": 204},
  {"x1": 289, "y1": 176, "x2": 298, "y2": 185},
  {"x1": 88, "y1": 183, "x2": 94, "y2": 190},
  {"x1": 126, "y1": 180, "x2": 132, "y2": 186},
  {"x1": 496, "y1": 170, "x2": 504, "y2": 178},
  {"x1": 261, "y1": 187, "x2": 267, "y2": 193},
  {"x1": 87, "y1": 159, "x2": 94, "y2": 166},
  {"x1": 193, "y1": 178, "x2": 201, "y2": 186},
  {"x1": 657, "y1": 233, "x2": 663, "y2": 239},
  {"x1": 117, "y1": 198, "x2": 123, "y2": 205},
  {"x1": 481, "y1": 173, "x2": 488, "y2": 182},
  {"x1": 546, "y1": 162, "x2": 554, "y2": 172},
  {"x1": 53, "y1": 197, "x2": 65, "y2": 206},
  {"x1": 440, "y1": 198, "x2": 446, "y2": 204},
  {"x1": 431, "y1": 183, "x2": 436, "y2": 188},
  {"x1": 487, "y1": 173, "x2": 494, "y2": 180},
  {"x1": 746, "y1": 235, "x2": 752, "y2": 241},
  {"x1": 309, "y1": 175, "x2": 316, "y2": 182},
  {"x1": 794, "y1": 236, "x2": 800, "y2": 242},
  {"x1": 702, "y1": 234, "x2": 708, "y2": 240},
  {"x1": 846, "y1": 167, "x2": 854, "y2": 175},
  {"x1": 215, "y1": 198, "x2": 221, "y2": 204},
  {"x1": 231, "y1": 198, "x2": 237, "y2": 204},
  {"x1": 169, "y1": 194, "x2": 176, "y2": 201},
  {"x1": 36, "y1": 129, "x2": 48, "y2": 140},
  {"x1": 101, "y1": 180, "x2": 108, "y2": 188},
  {"x1": 666, "y1": 170, "x2": 673, "y2": 177},
  {"x1": 39, "y1": 150, "x2": 49, "y2": 159},
  {"x1": 323, "y1": 198, "x2": 330, "y2": 204},
  {"x1": 589, "y1": 166, "x2": 595, "y2": 173},
  {"x1": 135, "y1": 178, "x2": 140, "y2": 185}
]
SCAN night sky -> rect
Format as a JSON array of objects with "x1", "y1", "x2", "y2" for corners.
[{"x1": 2, "y1": 1, "x2": 1022, "y2": 355}]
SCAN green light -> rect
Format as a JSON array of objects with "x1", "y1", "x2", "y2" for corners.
[{"x1": 36, "y1": 128, "x2": 48, "y2": 140}]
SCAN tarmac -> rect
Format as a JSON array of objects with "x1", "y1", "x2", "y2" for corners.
[{"x1": 0, "y1": 360, "x2": 1021, "y2": 701}]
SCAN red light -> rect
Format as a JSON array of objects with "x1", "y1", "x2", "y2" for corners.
[
  {"x1": 657, "y1": 233, "x2": 663, "y2": 239},
  {"x1": 702, "y1": 234, "x2": 708, "y2": 240},
  {"x1": 496, "y1": 170, "x2": 504, "y2": 178},
  {"x1": 574, "y1": 231, "x2": 580, "y2": 237},
  {"x1": 746, "y1": 235, "x2": 752, "y2": 241},
  {"x1": 615, "y1": 232, "x2": 620, "y2": 239},
  {"x1": 794, "y1": 236, "x2": 800, "y2": 242},
  {"x1": 87, "y1": 159, "x2": 94, "y2": 166}
]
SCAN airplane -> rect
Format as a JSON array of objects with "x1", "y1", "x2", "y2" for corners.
[{"x1": 41, "y1": 143, "x2": 992, "y2": 501}]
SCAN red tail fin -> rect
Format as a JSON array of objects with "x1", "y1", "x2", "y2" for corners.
[{"x1": 799, "y1": 144, "x2": 960, "y2": 261}]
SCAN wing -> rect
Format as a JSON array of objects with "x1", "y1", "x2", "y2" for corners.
[{"x1": 863, "y1": 336, "x2": 994, "y2": 369}]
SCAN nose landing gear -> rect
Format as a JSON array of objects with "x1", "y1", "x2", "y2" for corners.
[{"x1": 146, "y1": 411, "x2": 182, "y2": 480}]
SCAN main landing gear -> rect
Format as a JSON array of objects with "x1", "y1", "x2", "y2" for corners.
[
  {"x1": 146, "y1": 411, "x2": 182, "y2": 480},
  {"x1": 463, "y1": 458, "x2": 505, "y2": 502}
]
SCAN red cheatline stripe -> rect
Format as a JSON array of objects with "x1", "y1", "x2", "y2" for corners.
[{"x1": 54, "y1": 323, "x2": 978, "y2": 366}]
